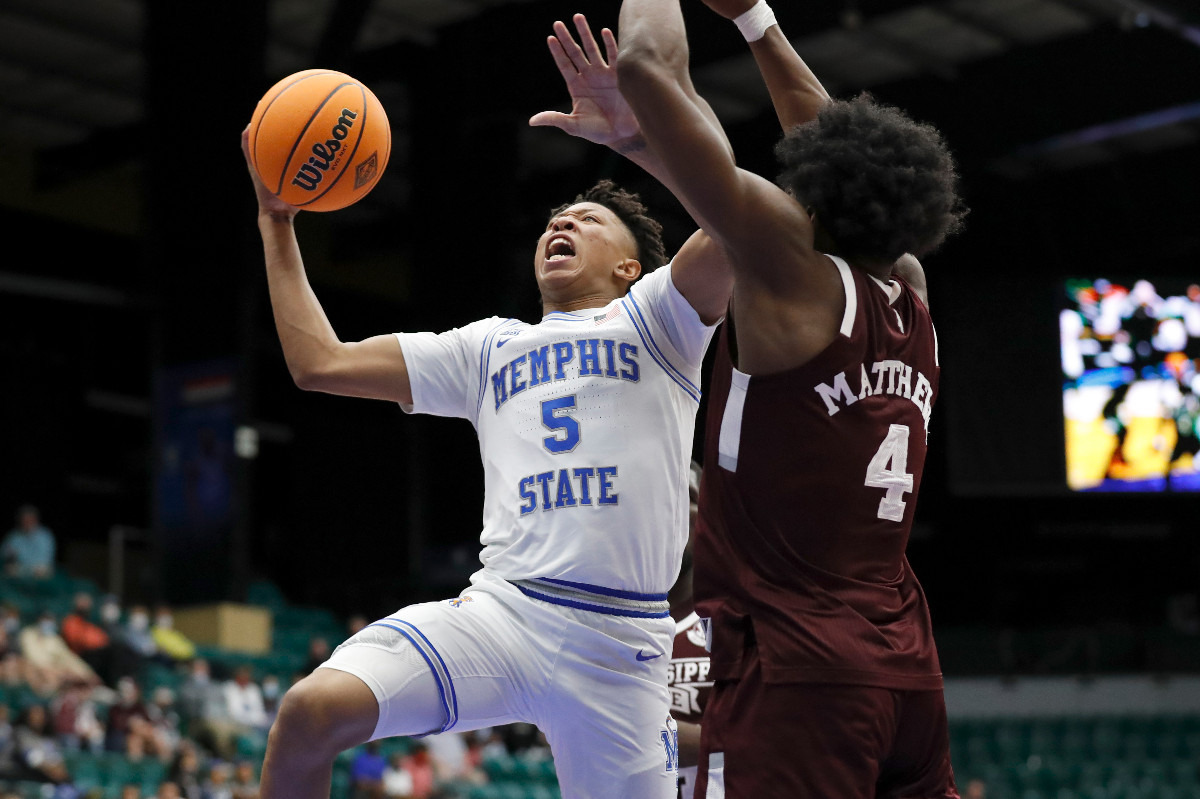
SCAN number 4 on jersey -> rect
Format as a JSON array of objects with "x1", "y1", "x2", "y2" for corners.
[{"x1": 865, "y1": 424, "x2": 914, "y2": 522}]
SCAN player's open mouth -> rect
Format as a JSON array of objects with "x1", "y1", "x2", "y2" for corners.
[{"x1": 546, "y1": 235, "x2": 576, "y2": 263}]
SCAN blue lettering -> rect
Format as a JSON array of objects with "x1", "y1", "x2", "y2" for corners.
[
  {"x1": 529, "y1": 346, "x2": 550, "y2": 386},
  {"x1": 554, "y1": 469, "x2": 577, "y2": 508},
  {"x1": 518, "y1": 476, "x2": 536, "y2": 516},
  {"x1": 602, "y1": 339, "x2": 618, "y2": 377},
  {"x1": 536, "y1": 472, "x2": 554, "y2": 511},
  {"x1": 619, "y1": 343, "x2": 640, "y2": 382},
  {"x1": 577, "y1": 338, "x2": 601, "y2": 376},
  {"x1": 510, "y1": 353, "x2": 528, "y2": 397},
  {"x1": 541, "y1": 396, "x2": 581, "y2": 453},
  {"x1": 492, "y1": 365, "x2": 508, "y2": 410},
  {"x1": 662, "y1": 727, "x2": 679, "y2": 773},
  {"x1": 553, "y1": 342, "x2": 574, "y2": 380},
  {"x1": 573, "y1": 467, "x2": 595, "y2": 505},
  {"x1": 598, "y1": 466, "x2": 618, "y2": 505}
]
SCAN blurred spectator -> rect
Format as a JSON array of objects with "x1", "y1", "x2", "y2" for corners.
[
  {"x1": 169, "y1": 742, "x2": 206, "y2": 799},
  {"x1": 106, "y1": 676, "x2": 152, "y2": 753},
  {"x1": 1, "y1": 504, "x2": 55, "y2": 578},
  {"x1": 201, "y1": 760, "x2": 234, "y2": 799},
  {"x1": 97, "y1": 595, "x2": 146, "y2": 682},
  {"x1": 230, "y1": 760, "x2": 260, "y2": 799},
  {"x1": 0, "y1": 617, "x2": 27, "y2": 687},
  {"x1": 124, "y1": 605, "x2": 169, "y2": 665},
  {"x1": 152, "y1": 605, "x2": 196, "y2": 662},
  {"x1": 351, "y1": 741, "x2": 386, "y2": 799},
  {"x1": 399, "y1": 742, "x2": 435, "y2": 799},
  {"x1": 223, "y1": 665, "x2": 268, "y2": 732},
  {"x1": 50, "y1": 680, "x2": 104, "y2": 752},
  {"x1": 303, "y1": 636, "x2": 330, "y2": 674},
  {"x1": 382, "y1": 752, "x2": 414, "y2": 799},
  {"x1": 346, "y1": 615, "x2": 368, "y2": 639},
  {"x1": 157, "y1": 782, "x2": 183, "y2": 799},
  {"x1": 61, "y1": 592, "x2": 114, "y2": 681},
  {"x1": 0, "y1": 704, "x2": 20, "y2": 780},
  {"x1": 149, "y1": 686, "x2": 183, "y2": 757},
  {"x1": 12, "y1": 703, "x2": 69, "y2": 783},
  {"x1": 178, "y1": 659, "x2": 235, "y2": 757},
  {"x1": 19, "y1": 611, "x2": 101, "y2": 693},
  {"x1": 120, "y1": 784, "x2": 143, "y2": 799},
  {"x1": 963, "y1": 778, "x2": 987, "y2": 799},
  {"x1": 499, "y1": 722, "x2": 540, "y2": 755},
  {"x1": 259, "y1": 674, "x2": 282, "y2": 727},
  {"x1": 425, "y1": 732, "x2": 485, "y2": 786}
]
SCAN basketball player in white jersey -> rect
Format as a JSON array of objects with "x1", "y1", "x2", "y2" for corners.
[{"x1": 243, "y1": 6, "x2": 837, "y2": 798}]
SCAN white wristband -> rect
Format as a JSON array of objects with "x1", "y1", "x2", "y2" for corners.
[{"x1": 733, "y1": 0, "x2": 777, "y2": 42}]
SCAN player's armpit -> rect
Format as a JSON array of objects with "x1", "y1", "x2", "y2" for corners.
[
  {"x1": 294, "y1": 334, "x2": 413, "y2": 407},
  {"x1": 670, "y1": 231, "x2": 733, "y2": 326}
]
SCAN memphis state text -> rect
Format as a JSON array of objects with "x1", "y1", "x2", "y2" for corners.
[{"x1": 489, "y1": 337, "x2": 641, "y2": 517}]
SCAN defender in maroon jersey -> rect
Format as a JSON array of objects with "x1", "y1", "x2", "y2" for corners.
[{"x1": 616, "y1": 0, "x2": 967, "y2": 794}]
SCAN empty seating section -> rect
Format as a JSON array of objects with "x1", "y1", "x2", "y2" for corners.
[{"x1": 951, "y1": 715, "x2": 1200, "y2": 799}]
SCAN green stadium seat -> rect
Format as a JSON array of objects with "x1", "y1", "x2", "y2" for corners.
[{"x1": 483, "y1": 754, "x2": 519, "y2": 782}]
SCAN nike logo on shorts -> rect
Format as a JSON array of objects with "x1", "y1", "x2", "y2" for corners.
[{"x1": 636, "y1": 650, "x2": 662, "y2": 662}]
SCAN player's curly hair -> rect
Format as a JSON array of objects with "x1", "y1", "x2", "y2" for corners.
[
  {"x1": 775, "y1": 94, "x2": 967, "y2": 263},
  {"x1": 553, "y1": 180, "x2": 667, "y2": 272}
]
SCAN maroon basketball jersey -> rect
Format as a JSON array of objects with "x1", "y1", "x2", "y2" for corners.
[
  {"x1": 668, "y1": 611, "x2": 713, "y2": 724},
  {"x1": 695, "y1": 256, "x2": 943, "y2": 690}
]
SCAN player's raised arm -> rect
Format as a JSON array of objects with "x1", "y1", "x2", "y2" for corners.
[
  {"x1": 700, "y1": 0, "x2": 831, "y2": 130},
  {"x1": 242, "y1": 128, "x2": 413, "y2": 408},
  {"x1": 530, "y1": 14, "x2": 733, "y2": 324},
  {"x1": 616, "y1": 0, "x2": 823, "y2": 294}
]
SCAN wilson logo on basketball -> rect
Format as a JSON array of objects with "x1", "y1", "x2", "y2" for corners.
[{"x1": 291, "y1": 108, "x2": 358, "y2": 192}]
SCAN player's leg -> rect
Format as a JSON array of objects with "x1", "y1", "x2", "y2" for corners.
[
  {"x1": 261, "y1": 588, "x2": 547, "y2": 799},
  {"x1": 877, "y1": 689, "x2": 959, "y2": 799},
  {"x1": 260, "y1": 667, "x2": 383, "y2": 799},
  {"x1": 539, "y1": 611, "x2": 679, "y2": 799}
]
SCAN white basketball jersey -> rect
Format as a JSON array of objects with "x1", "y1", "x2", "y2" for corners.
[{"x1": 397, "y1": 264, "x2": 716, "y2": 597}]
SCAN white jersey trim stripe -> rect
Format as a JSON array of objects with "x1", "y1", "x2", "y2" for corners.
[
  {"x1": 622, "y1": 298, "x2": 701, "y2": 403},
  {"x1": 626, "y1": 290, "x2": 702, "y2": 396},
  {"x1": 717, "y1": 369, "x2": 751, "y2": 472},
  {"x1": 475, "y1": 319, "x2": 520, "y2": 412},
  {"x1": 828, "y1": 255, "x2": 857, "y2": 337}
]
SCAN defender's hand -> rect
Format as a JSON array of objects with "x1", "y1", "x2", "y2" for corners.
[{"x1": 529, "y1": 14, "x2": 640, "y2": 148}]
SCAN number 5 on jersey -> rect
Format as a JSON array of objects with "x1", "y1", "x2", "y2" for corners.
[
  {"x1": 865, "y1": 424, "x2": 914, "y2": 521},
  {"x1": 542, "y1": 396, "x2": 580, "y2": 453}
]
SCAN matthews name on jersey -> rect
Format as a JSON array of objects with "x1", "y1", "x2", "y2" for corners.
[
  {"x1": 396, "y1": 265, "x2": 717, "y2": 601},
  {"x1": 697, "y1": 257, "x2": 944, "y2": 690}
]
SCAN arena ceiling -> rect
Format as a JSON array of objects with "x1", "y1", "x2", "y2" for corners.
[{"x1": 2, "y1": 0, "x2": 1199, "y2": 238}]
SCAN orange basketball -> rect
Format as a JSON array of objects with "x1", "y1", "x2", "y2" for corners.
[{"x1": 248, "y1": 69, "x2": 391, "y2": 212}]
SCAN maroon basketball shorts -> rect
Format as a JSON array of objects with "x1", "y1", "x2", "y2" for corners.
[{"x1": 694, "y1": 646, "x2": 959, "y2": 799}]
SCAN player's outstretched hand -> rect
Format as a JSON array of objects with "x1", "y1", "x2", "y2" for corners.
[
  {"x1": 698, "y1": 0, "x2": 760, "y2": 20},
  {"x1": 241, "y1": 126, "x2": 299, "y2": 222},
  {"x1": 529, "y1": 14, "x2": 640, "y2": 148}
]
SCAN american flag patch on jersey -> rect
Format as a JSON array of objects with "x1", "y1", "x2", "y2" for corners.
[{"x1": 594, "y1": 306, "x2": 623, "y2": 325}]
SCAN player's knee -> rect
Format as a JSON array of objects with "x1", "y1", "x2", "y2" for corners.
[{"x1": 270, "y1": 672, "x2": 376, "y2": 757}]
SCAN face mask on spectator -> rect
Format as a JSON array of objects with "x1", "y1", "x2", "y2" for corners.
[
  {"x1": 101, "y1": 603, "x2": 120, "y2": 624},
  {"x1": 129, "y1": 612, "x2": 149, "y2": 631},
  {"x1": 262, "y1": 679, "x2": 280, "y2": 700},
  {"x1": 156, "y1": 614, "x2": 173, "y2": 629},
  {"x1": 39, "y1": 619, "x2": 56, "y2": 635}
]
